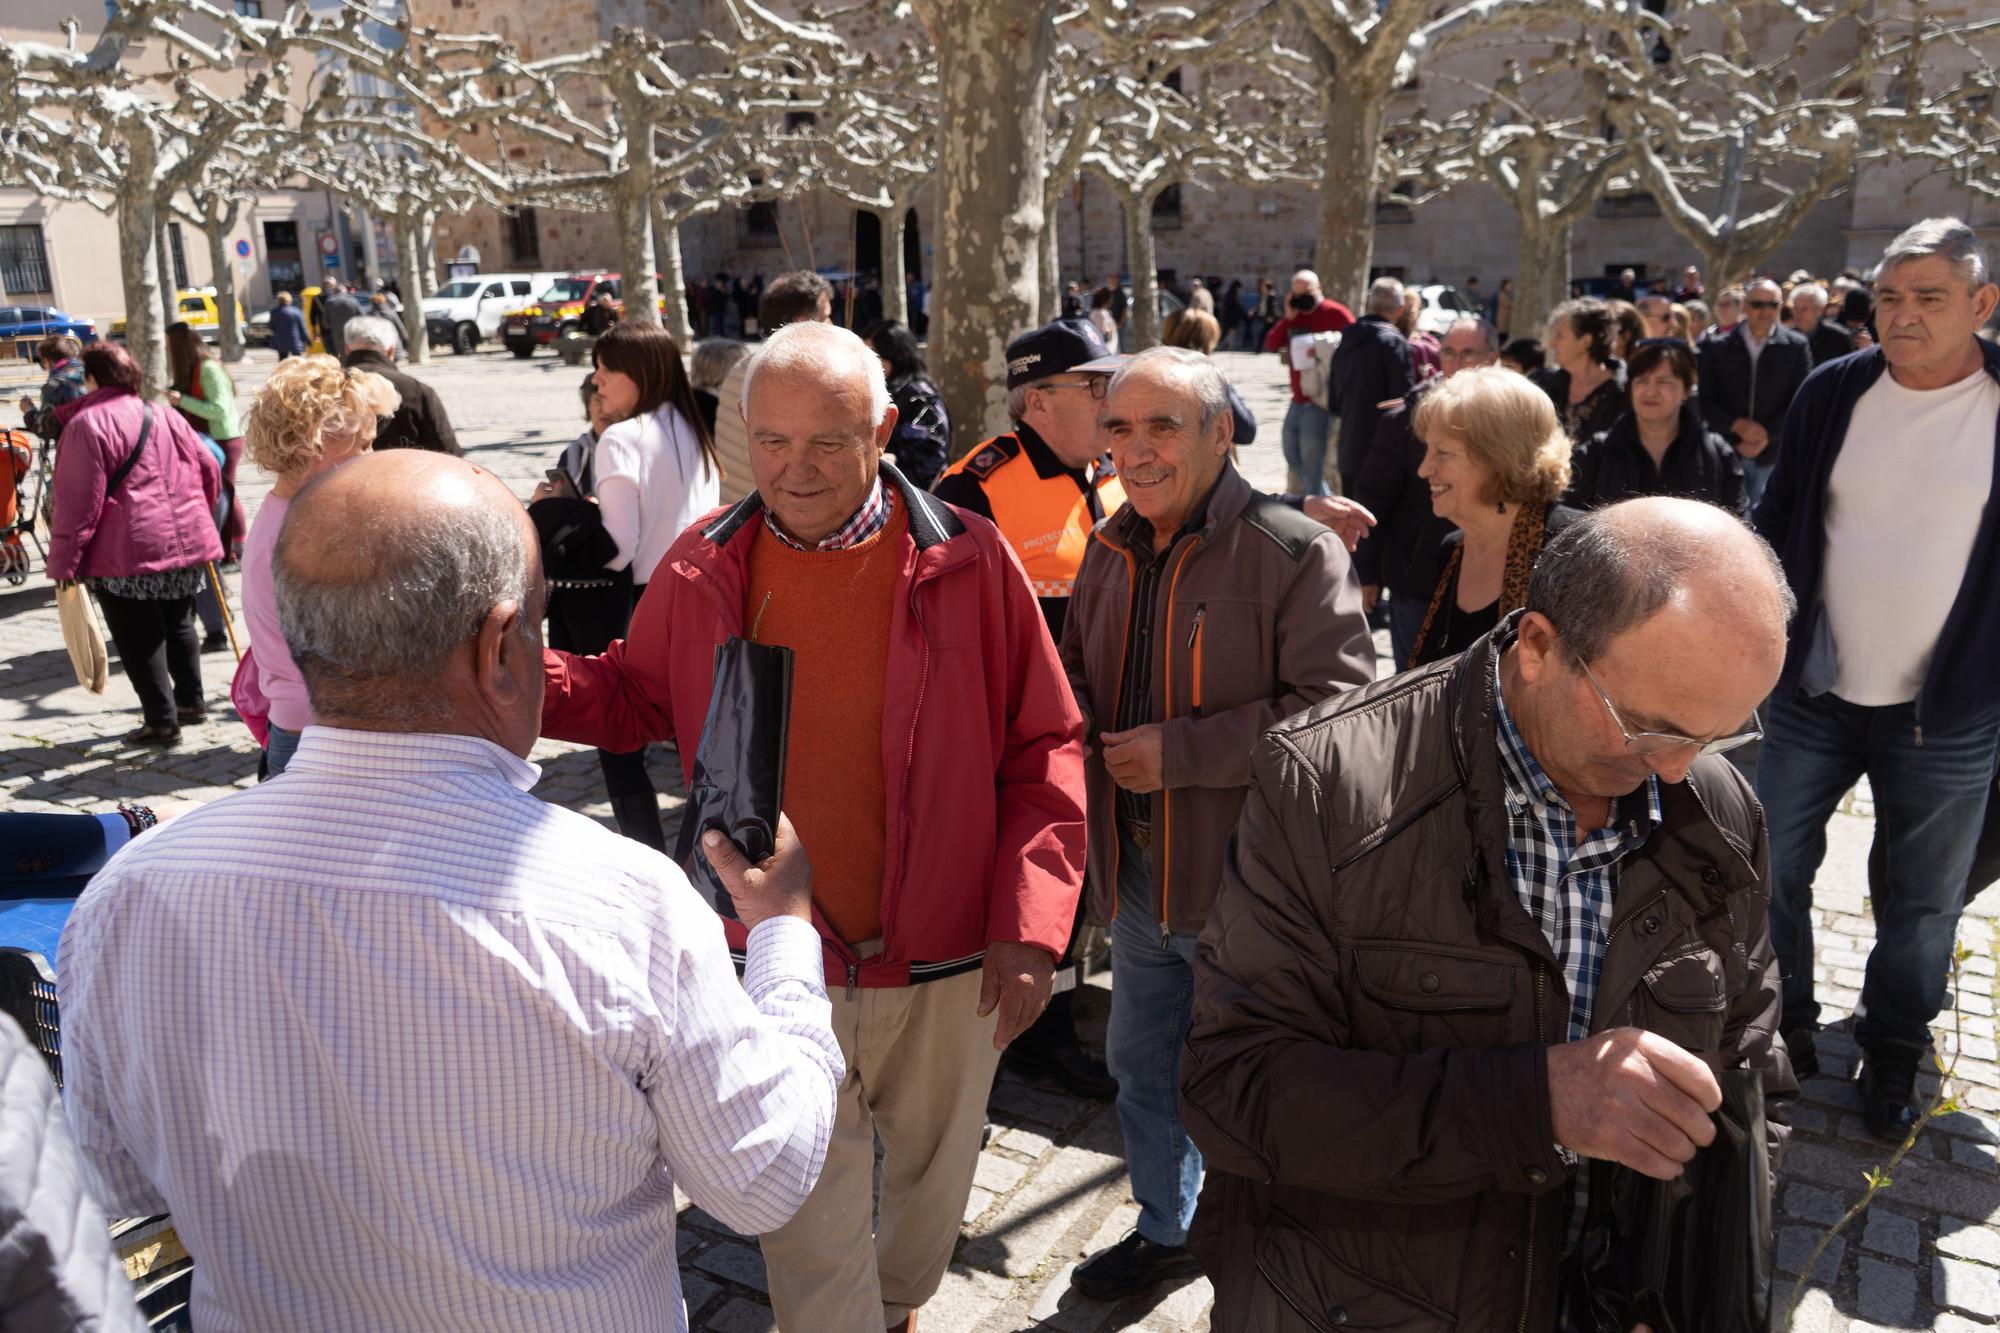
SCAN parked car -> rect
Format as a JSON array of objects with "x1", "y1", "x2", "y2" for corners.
[
  {"x1": 503, "y1": 272, "x2": 667, "y2": 358},
  {"x1": 0, "y1": 305, "x2": 97, "y2": 354},
  {"x1": 110, "y1": 288, "x2": 245, "y2": 343},
  {"x1": 423, "y1": 271, "x2": 561, "y2": 354},
  {"x1": 1411, "y1": 283, "x2": 1481, "y2": 336}
]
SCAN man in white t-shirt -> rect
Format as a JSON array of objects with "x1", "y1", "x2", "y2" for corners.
[{"x1": 1754, "y1": 216, "x2": 2000, "y2": 1141}]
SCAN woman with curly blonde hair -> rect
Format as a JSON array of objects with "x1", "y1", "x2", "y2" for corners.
[
  {"x1": 1407, "y1": 365, "x2": 1580, "y2": 667},
  {"x1": 238, "y1": 354, "x2": 399, "y2": 775}
]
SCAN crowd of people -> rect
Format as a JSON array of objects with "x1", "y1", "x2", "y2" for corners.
[{"x1": 5, "y1": 212, "x2": 1998, "y2": 1332}]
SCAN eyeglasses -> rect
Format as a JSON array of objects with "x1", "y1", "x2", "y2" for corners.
[
  {"x1": 1037, "y1": 377, "x2": 1110, "y2": 400},
  {"x1": 1574, "y1": 655, "x2": 1763, "y2": 757},
  {"x1": 1745, "y1": 300, "x2": 1780, "y2": 310}
]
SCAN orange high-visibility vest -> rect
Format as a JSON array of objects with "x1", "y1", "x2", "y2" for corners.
[{"x1": 940, "y1": 432, "x2": 1125, "y2": 599}]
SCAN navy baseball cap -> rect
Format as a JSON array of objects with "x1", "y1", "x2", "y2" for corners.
[{"x1": 1006, "y1": 319, "x2": 1111, "y2": 390}]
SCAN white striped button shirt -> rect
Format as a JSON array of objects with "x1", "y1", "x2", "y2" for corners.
[{"x1": 58, "y1": 727, "x2": 841, "y2": 1332}]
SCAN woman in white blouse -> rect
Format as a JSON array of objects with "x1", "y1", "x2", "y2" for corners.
[
  {"x1": 587, "y1": 321, "x2": 722, "y2": 592},
  {"x1": 531, "y1": 321, "x2": 718, "y2": 850}
]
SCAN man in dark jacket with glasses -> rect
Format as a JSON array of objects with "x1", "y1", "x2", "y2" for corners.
[{"x1": 1183, "y1": 497, "x2": 1795, "y2": 1331}]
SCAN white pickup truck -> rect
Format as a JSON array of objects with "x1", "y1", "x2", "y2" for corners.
[{"x1": 422, "y1": 272, "x2": 562, "y2": 354}]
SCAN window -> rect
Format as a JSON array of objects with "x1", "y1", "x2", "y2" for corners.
[
  {"x1": 1151, "y1": 185, "x2": 1182, "y2": 230},
  {"x1": 503, "y1": 206, "x2": 540, "y2": 264},
  {"x1": 745, "y1": 200, "x2": 779, "y2": 239},
  {"x1": 180, "y1": 296, "x2": 206, "y2": 314},
  {"x1": 166, "y1": 222, "x2": 189, "y2": 289},
  {"x1": 511, "y1": 280, "x2": 531, "y2": 296},
  {"x1": 482, "y1": 282, "x2": 505, "y2": 301},
  {"x1": 1595, "y1": 191, "x2": 1662, "y2": 219},
  {"x1": 233, "y1": 0, "x2": 264, "y2": 15},
  {"x1": 0, "y1": 225, "x2": 52, "y2": 296},
  {"x1": 784, "y1": 110, "x2": 817, "y2": 133}
]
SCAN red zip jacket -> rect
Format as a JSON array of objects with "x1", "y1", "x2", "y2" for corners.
[{"x1": 541, "y1": 464, "x2": 1088, "y2": 991}]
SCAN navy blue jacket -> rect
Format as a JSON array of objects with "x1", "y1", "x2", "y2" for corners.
[
  {"x1": 1329, "y1": 315, "x2": 1415, "y2": 485},
  {"x1": 269, "y1": 302, "x2": 308, "y2": 356},
  {"x1": 1753, "y1": 342, "x2": 2000, "y2": 731}
]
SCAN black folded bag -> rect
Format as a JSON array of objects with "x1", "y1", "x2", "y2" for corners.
[
  {"x1": 1562, "y1": 1067, "x2": 1775, "y2": 1333},
  {"x1": 673, "y1": 636, "x2": 794, "y2": 917},
  {"x1": 529, "y1": 495, "x2": 620, "y2": 581}
]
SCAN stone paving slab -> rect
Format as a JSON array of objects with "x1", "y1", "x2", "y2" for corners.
[{"x1": 4, "y1": 345, "x2": 1996, "y2": 1330}]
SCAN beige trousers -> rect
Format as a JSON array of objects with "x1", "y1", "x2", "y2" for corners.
[{"x1": 760, "y1": 968, "x2": 1003, "y2": 1332}]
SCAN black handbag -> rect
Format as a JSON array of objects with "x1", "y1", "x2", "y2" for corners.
[
  {"x1": 528, "y1": 495, "x2": 620, "y2": 581},
  {"x1": 1562, "y1": 1067, "x2": 1776, "y2": 1333},
  {"x1": 672, "y1": 636, "x2": 794, "y2": 918}
]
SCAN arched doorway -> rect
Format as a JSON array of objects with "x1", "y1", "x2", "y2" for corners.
[{"x1": 854, "y1": 209, "x2": 882, "y2": 278}]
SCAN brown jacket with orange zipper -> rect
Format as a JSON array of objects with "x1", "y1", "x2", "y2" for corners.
[{"x1": 1058, "y1": 462, "x2": 1374, "y2": 934}]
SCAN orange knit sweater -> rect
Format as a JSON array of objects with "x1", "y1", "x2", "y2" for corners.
[{"x1": 744, "y1": 499, "x2": 907, "y2": 945}]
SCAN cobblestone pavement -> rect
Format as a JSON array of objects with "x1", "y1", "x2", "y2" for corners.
[{"x1": 4, "y1": 345, "x2": 1997, "y2": 1330}]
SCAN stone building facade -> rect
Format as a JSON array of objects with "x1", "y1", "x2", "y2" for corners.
[{"x1": 412, "y1": 0, "x2": 2000, "y2": 318}]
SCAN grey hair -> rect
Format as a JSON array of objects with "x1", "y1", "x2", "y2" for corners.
[
  {"x1": 1005, "y1": 383, "x2": 1034, "y2": 423},
  {"x1": 1880, "y1": 216, "x2": 1991, "y2": 290},
  {"x1": 1106, "y1": 346, "x2": 1231, "y2": 436},
  {"x1": 1746, "y1": 277, "x2": 1782, "y2": 298},
  {"x1": 1526, "y1": 505, "x2": 1797, "y2": 665},
  {"x1": 1445, "y1": 316, "x2": 1500, "y2": 352},
  {"x1": 1789, "y1": 282, "x2": 1828, "y2": 308},
  {"x1": 340, "y1": 314, "x2": 401, "y2": 353},
  {"x1": 739, "y1": 320, "x2": 889, "y2": 424},
  {"x1": 274, "y1": 489, "x2": 537, "y2": 728},
  {"x1": 1291, "y1": 269, "x2": 1320, "y2": 291},
  {"x1": 1366, "y1": 276, "x2": 1406, "y2": 317},
  {"x1": 690, "y1": 338, "x2": 751, "y2": 393}
]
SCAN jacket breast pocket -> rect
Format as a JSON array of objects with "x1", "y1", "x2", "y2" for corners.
[
  {"x1": 1636, "y1": 946, "x2": 1728, "y2": 1052},
  {"x1": 1253, "y1": 1212, "x2": 1455, "y2": 1332},
  {"x1": 1346, "y1": 943, "x2": 1520, "y2": 1055}
]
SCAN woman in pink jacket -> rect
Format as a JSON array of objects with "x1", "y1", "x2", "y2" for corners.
[{"x1": 47, "y1": 342, "x2": 222, "y2": 746}]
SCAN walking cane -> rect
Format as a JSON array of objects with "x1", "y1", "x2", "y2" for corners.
[{"x1": 205, "y1": 560, "x2": 243, "y2": 662}]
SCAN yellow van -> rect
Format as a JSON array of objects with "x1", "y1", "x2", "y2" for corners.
[{"x1": 110, "y1": 288, "x2": 249, "y2": 342}]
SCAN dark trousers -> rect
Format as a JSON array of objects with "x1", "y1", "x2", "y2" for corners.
[
  {"x1": 546, "y1": 577, "x2": 655, "y2": 802},
  {"x1": 1760, "y1": 690, "x2": 2000, "y2": 1062},
  {"x1": 94, "y1": 588, "x2": 203, "y2": 729}
]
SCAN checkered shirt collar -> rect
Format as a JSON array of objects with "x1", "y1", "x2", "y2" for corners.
[{"x1": 763, "y1": 479, "x2": 892, "y2": 552}]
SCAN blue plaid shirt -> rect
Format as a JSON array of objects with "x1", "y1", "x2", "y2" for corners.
[{"x1": 1491, "y1": 644, "x2": 1662, "y2": 1245}]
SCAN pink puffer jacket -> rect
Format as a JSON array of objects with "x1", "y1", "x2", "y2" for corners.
[{"x1": 47, "y1": 388, "x2": 222, "y2": 582}]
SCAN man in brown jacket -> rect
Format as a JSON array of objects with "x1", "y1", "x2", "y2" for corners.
[
  {"x1": 1059, "y1": 346, "x2": 1375, "y2": 1300},
  {"x1": 1181, "y1": 497, "x2": 1798, "y2": 1331}
]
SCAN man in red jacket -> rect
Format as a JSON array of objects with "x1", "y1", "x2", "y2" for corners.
[
  {"x1": 1262, "y1": 268, "x2": 1355, "y2": 497},
  {"x1": 542, "y1": 319, "x2": 1087, "y2": 1333}
]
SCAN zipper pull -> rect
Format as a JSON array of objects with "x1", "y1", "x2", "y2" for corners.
[
  {"x1": 845, "y1": 961, "x2": 859, "y2": 1001},
  {"x1": 1186, "y1": 604, "x2": 1206, "y2": 650},
  {"x1": 1159, "y1": 919, "x2": 1172, "y2": 946}
]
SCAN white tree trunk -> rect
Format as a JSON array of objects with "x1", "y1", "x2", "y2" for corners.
[
  {"x1": 397, "y1": 214, "x2": 430, "y2": 367},
  {"x1": 1315, "y1": 74, "x2": 1386, "y2": 312},
  {"x1": 418, "y1": 223, "x2": 439, "y2": 299},
  {"x1": 1040, "y1": 193, "x2": 1061, "y2": 325},
  {"x1": 916, "y1": 0, "x2": 1055, "y2": 454},
  {"x1": 1512, "y1": 222, "x2": 1572, "y2": 343},
  {"x1": 117, "y1": 133, "x2": 168, "y2": 398},
  {"x1": 881, "y1": 203, "x2": 910, "y2": 328},
  {"x1": 615, "y1": 181, "x2": 660, "y2": 326},
  {"x1": 156, "y1": 214, "x2": 179, "y2": 332},
  {"x1": 202, "y1": 210, "x2": 246, "y2": 363},
  {"x1": 1123, "y1": 189, "x2": 1161, "y2": 351},
  {"x1": 656, "y1": 209, "x2": 694, "y2": 347}
]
